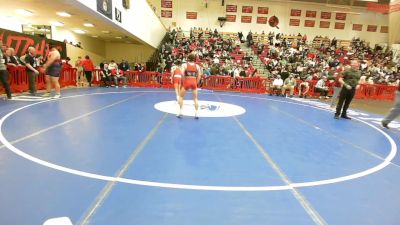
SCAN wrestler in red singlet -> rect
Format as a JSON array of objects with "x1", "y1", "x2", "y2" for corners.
[
  {"x1": 177, "y1": 54, "x2": 202, "y2": 119},
  {"x1": 171, "y1": 60, "x2": 183, "y2": 101}
]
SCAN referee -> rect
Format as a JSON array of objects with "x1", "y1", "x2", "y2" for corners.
[
  {"x1": 382, "y1": 82, "x2": 400, "y2": 129},
  {"x1": 334, "y1": 60, "x2": 360, "y2": 120}
]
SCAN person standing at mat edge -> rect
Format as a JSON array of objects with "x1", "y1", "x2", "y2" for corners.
[
  {"x1": 0, "y1": 41, "x2": 12, "y2": 100},
  {"x1": 334, "y1": 60, "x2": 361, "y2": 120},
  {"x1": 25, "y1": 47, "x2": 39, "y2": 96},
  {"x1": 382, "y1": 82, "x2": 400, "y2": 129},
  {"x1": 42, "y1": 45, "x2": 62, "y2": 98},
  {"x1": 177, "y1": 54, "x2": 202, "y2": 119},
  {"x1": 82, "y1": 55, "x2": 95, "y2": 87}
]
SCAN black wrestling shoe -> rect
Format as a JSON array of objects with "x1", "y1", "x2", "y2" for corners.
[
  {"x1": 334, "y1": 114, "x2": 340, "y2": 119},
  {"x1": 381, "y1": 121, "x2": 389, "y2": 129},
  {"x1": 341, "y1": 115, "x2": 351, "y2": 120}
]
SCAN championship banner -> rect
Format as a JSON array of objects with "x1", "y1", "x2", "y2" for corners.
[
  {"x1": 161, "y1": 0, "x2": 172, "y2": 8},
  {"x1": 367, "y1": 25, "x2": 377, "y2": 32},
  {"x1": 226, "y1": 15, "x2": 236, "y2": 22},
  {"x1": 289, "y1": 19, "x2": 300, "y2": 26},
  {"x1": 0, "y1": 28, "x2": 66, "y2": 58},
  {"x1": 242, "y1": 6, "x2": 253, "y2": 13},
  {"x1": 304, "y1": 20, "x2": 315, "y2": 27},
  {"x1": 186, "y1": 12, "x2": 197, "y2": 20},
  {"x1": 352, "y1": 24, "x2": 363, "y2": 31},
  {"x1": 306, "y1": 10, "x2": 316, "y2": 18},
  {"x1": 226, "y1": 5, "x2": 237, "y2": 13},
  {"x1": 335, "y1": 13, "x2": 347, "y2": 20},
  {"x1": 380, "y1": 26, "x2": 388, "y2": 33},
  {"x1": 291, "y1": 9, "x2": 301, "y2": 16},
  {"x1": 257, "y1": 17, "x2": 268, "y2": 24},
  {"x1": 258, "y1": 7, "x2": 269, "y2": 14},
  {"x1": 241, "y1": 16, "x2": 252, "y2": 23},
  {"x1": 161, "y1": 10, "x2": 172, "y2": 18},
  {"x1": 319, "y1": 21, "x2": 330, "y2": 28},
  {"x1": 334, "y1": 22, "x2": 345, "y2": 29},
  {"x1": 321, "y1": 12, "x2": 331, "y2": 19}
]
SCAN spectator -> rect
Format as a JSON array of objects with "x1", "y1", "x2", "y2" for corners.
[
  {"x1": 75, "y1": 56, "x2": 85, "y2": 86},
  {"x1": 81, "y1": 55, "x2": 95, "y2": 87},
  {"x1": 119, "y1": 59, "x2": 130, "y2": 71},
  {"x1": 298, "y1": 77, "x2": 310, "y2": 98},
  {"x1": 62, "y1": 57, "x2": 73, "y2": 70},
  {"x1": 315, "y1": 76, "x2": 329, "y2": 99},
  {"x1": 100, "y1": 63, "x2": 112, "y2": 87},
  {"x1": 0, "y1": 42, "x2": 12, "y2": 99},
  {"x1": 270, "y1": 75, "x2": 283, "y2": 96},
  {"x1": 281, "y1": 74, "x2": 296, "y2": 97},
  {"x1": 112, "y1": 69, "x2": 127, "y2": 88},
  {"x1": 108, "y1": 60, "x2": 118, "y2": 70}
]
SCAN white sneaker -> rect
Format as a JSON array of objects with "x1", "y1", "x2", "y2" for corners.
[
  {"x1": 42, "y1": 93, "x2": 50, "y2": 97},
  {"x1": 53, "y1": 94, "x2": 61, "y2": 99}
]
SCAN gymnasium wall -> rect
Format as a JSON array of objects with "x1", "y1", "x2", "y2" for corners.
[
  {"x1": 72, "y1": 0, "x2": 167, "y2": 48},
  {"x1": 149, "y1": 0, "x2": 389, "y2": 46},
  {"x1": 105, "y1": 43, "x2": 156, "y2": 64}
]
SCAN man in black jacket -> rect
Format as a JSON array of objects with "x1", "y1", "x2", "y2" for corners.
[{"x1": 334, "y1": 60, "x2": 361, "y2": 119}]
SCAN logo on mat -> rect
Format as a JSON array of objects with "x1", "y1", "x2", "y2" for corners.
[{"x1": 154, "y1": 100, "x2": 246, "y2": 117}]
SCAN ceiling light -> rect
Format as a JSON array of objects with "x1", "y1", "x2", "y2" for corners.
[
  {"x1": 16, "y1": 9, "x2": 34, "y2": 16},
  {"x1": 102, "y1": 30, "x2": 110, "y2": 33},
  {"x1": 73, "y1": 29, "x2": 86, "y2": 34},
  {"x1": 92, "y1": 35, "x2": 98, "y2": 38},
  {"x1": 83, "y1": 23, "x2": 94, "y2": 27},
  {"x1": 50, "y1": 21, "x2": 64, "y2": 27},
  {"x1": 115, "y1": 36, "x2": 122, "y2": 39},
  {"x1": 56, "y1": 12, "x2": 71, "y2": 17}
]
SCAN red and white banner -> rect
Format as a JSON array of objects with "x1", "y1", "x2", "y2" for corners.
[
  {"x1": 304, "y1": 20, "x2": 315, "y2": 27},
  {"x1": 367, "y1": 25, "x2": 377, "y2": 32},
  {"x1": 242, "y1": 6, "x2": 253, "y2": 13},
  {"x1": 257, "y1": 17, "x2": 268, "y2": 24},
  {"x1": 241, "y1": 16, "x2": 252, "y2": 23},
  {"x1": 306, "y1": 10, "x2": 316, "y2": 18},
  {"x1": 226, "y1": 15, "x2": 236, "y2": 22},
  {"x1": 335, "y1": 13, "x2": 347, "y2": 20},
  {"x1": 161, "y1": 10, "x2": 172, "y2": 18},
  {"x1": 321, "y1": 12, "x2": 331, "y2": 19},
  {"x1": 380, "y1": 26, "x2": 388, "y2": 33},
  {"x1": 352, "y1": 24, "x2": 363, "y2": 31},
  {"x1": 367, "y1": 2, "x2": 400, "y2": 13},
  {"x1": 258, "y1": 7, "x2": 269, "y2": 14},
  {"x1": 289, "y1": 19, "x2": 300, "y2": 26},
  {"x1": 319, "y1": 21, "x2": 330, "y2": 28},
  {"x1": 161, "y1": 0, "x2": 172, "y2": 8},
  {"x1": 291, "y1": 9, "x2": 301, "y2": 16},
  {"x1": 186, "y1": 12, "x2": 197, "y2": 20},
  {"x1": 334, "y1": 22, "x2": 345, "y2": 29},
  {"x1": 226, "y1": 5, "x2": 237, "y2": 13}
]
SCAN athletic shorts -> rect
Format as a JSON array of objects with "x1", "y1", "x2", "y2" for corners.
[
  {"x1": 183, "y1": 77, "x2": 197, "y2": 90},
  {"x1": 46, "y1": 63, "x2": 61, "y2": 77},
  {"x1": 173, "y1": 75, "x2": 182, "y2": 85}
]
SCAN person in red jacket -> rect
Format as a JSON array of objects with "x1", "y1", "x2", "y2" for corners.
[{"x1": 81, "y1": 55, "x2": 94, "y2": 87}]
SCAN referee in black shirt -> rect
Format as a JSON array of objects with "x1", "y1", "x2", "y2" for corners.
[
  {"x1": 25, "y1": 47, "x2": 39, "y2": 96},
  {"x1": 334, "y1": 60, "x2": 361, "y2": 120}
]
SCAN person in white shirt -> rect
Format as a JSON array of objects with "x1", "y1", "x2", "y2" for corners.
[
  {"x1": 213, "y1": 56, "x2": 220, "y2": 64},
  {"x1": 315, "y1": 76, "x2": 329, "y2": 99},
  {"x1": 108, "y1": 60, "x2": 118, "y2": 70},
  {"x1": 270, "y1": 75, "x2": 283, "y2": 96}
]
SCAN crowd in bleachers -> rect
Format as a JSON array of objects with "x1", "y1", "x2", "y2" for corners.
[
  {"x1": 253, "y1": 33, "x2": 400, "y2": 85},
  {"x1": 157, "y1": 27, "x2": 258, "y2": 78}
]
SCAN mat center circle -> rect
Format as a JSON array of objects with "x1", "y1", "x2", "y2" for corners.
[{"x1": 154, "y1": 100, "x2": 246, "y2": 117}]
